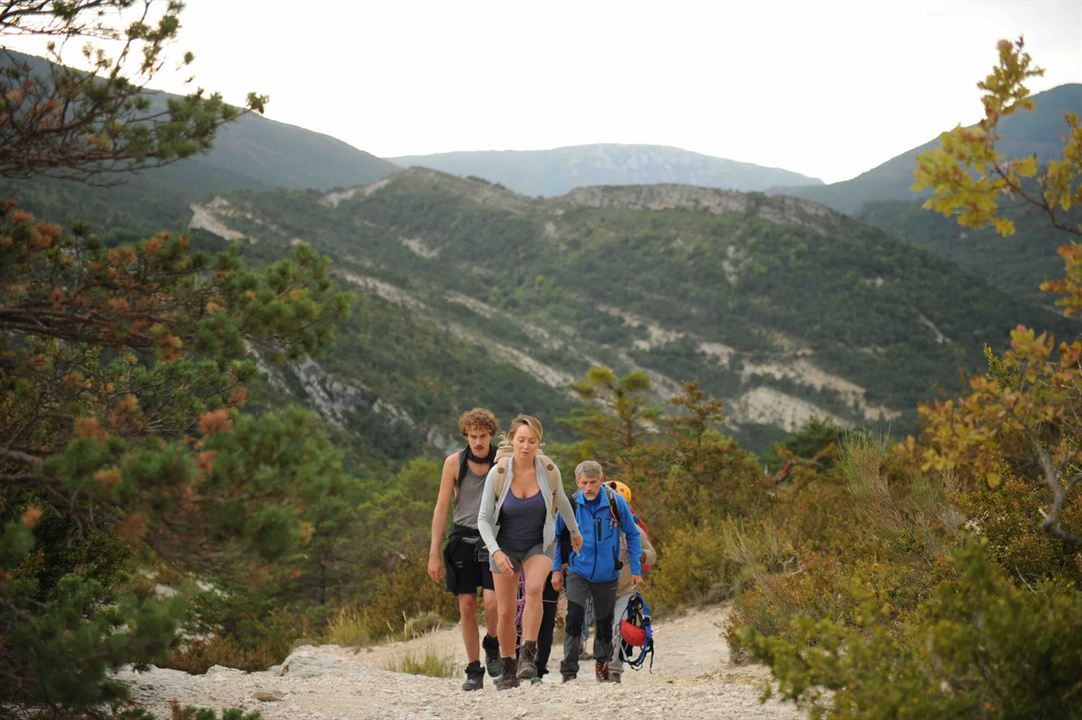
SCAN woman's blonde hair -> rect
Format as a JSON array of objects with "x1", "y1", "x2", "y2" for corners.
[{"x1": 506, "y1": 414, "x2": 544, "y2": 444}]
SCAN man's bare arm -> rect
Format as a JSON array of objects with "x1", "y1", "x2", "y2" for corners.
[{"x1": 427, "y1": 454, "x2": 459, "y2": 583}]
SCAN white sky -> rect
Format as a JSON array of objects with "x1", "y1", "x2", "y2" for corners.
[{"x1": 8, "y1": 0, "x2": 1082, "y2": 183}]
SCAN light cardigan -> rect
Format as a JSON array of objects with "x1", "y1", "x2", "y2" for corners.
[{"x1": 477, "y1": 454, "x2": 581, "y2": 556}]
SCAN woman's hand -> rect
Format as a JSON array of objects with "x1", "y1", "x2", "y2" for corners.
[
  {"x1": 551, "y1": 570, "x2": 564, "y2": 592},
  {"x1": 494, "y1": 549, "x2": 515, "y2": 575},
  {"x1": 571, "y1": 534, "x2": 583, "y2": 553}
]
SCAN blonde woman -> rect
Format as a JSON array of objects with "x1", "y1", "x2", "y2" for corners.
[{"x1": 477, "y1": 415, "x2": 582, "y2": 689}]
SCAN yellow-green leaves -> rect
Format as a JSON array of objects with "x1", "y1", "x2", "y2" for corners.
[
  {"x1": 913, "y1": 38, "x2": 1082, "y2": 313},
  {"x1": 912, "y1": 38, "x2": 1044, "y2": 237}
]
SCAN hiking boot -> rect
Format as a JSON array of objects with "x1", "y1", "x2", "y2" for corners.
[
  {"x1": 595, "y1": 660, "x2": 611, "y2": 683},
  {"x1": 516, "y1": 640, "x2": 538, "y2": 680},
  {"x1": 482, "y1": 634, "x2": 502, "y2": 677},
  {"x1": 495, "y1": 656, "x2": 519, "y2": 690},
  {"x1": 461, "y1": 661, "x2": 484, "y2": 691},
  {"x1": 530, "y1": 676, "x2": 543, "y2": 685},
  {"x1": 561, "y1": 672, "x2": 576, "y2": 683},
  {"x1": 609, "y1": 670, "x2": 622, "y2": 684}
]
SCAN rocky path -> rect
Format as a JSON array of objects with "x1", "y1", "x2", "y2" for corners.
[{"x1": 119, "y1": 605, "x2": 803, "y2": 720}]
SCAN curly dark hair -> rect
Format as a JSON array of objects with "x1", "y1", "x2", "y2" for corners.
[{"x1": 458, "y1": 408, "x2": 498, "y2": 438}]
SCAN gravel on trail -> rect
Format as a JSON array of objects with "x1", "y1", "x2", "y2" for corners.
[{"x1": 117, "y1": 604, "x2": 804, "y2": 720}]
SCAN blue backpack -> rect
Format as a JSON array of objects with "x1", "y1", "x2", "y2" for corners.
[{"x1": 618, "y1": 592, "x2": 654, "y2": 671}]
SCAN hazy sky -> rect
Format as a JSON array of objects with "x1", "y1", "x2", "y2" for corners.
[{"x1": 11, "y1": 0, "x2": 1082, "y2": 183}]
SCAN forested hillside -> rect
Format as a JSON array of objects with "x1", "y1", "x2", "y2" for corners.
[{"x1": 187, "y1": 169, "x2": 1075, "y2": 455}]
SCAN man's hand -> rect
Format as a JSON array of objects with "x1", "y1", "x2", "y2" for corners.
[
  {"x1": 630, "y1": 574, "x2": 643, "y2": 590},
  {"x1": 427, "y1": 553, "x2": 444, "y2": 584},
  {"x1": 494, "y1": 550, "x2": 515, "y2": 575},
  {"x1": 571, "y1": 534, "x2": 583, "y2": 552},
  {"x1": 551, "y1": 571, "x2": 564, "y2": 592}
]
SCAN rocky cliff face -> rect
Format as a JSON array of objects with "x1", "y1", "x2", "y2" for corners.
[{"x1": 557, "y1": 183, "x2": 839, "y2": 233}]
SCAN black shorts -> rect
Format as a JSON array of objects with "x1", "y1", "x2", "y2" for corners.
[{"x1": 444, "y1": 533, "x2": 495, "y2": 595}]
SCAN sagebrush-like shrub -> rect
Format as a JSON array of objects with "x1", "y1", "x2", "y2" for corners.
[
  {"x1": 382, "y1": 646, "x2": 457, "y2": 678},
  {"x1": 361, "y1": 546, "x2": 458, "y2": 639},
  {"x1": 741, "y1": 542, "x2": 1082, "y2": 719},
  {"x1": 647, "y1": 521, "x2": 731, "y2": 610}
]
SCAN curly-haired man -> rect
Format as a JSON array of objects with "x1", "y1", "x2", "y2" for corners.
[{"x1": 428, "y1": 408, "x2": 501, "y2": 690}]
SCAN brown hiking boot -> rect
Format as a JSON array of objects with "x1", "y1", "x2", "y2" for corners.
[
  {"x1": 516, "y1": 640, "x2": 538, "y2": 680},
  {"x1": 609, "y1": 670, "x2": 622, "y2": 684},
  {"x1": 495, "y1": 656, "x2": 519, "y2": 690},
  {"x1": 595, "y1": 660, "x2": 610, "y2": 682}
]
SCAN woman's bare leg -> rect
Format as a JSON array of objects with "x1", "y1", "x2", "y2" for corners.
[
  {"x1": 519, "y1": 553, "x2": 552, "y2": 642},
  {"x1": 492, "y1": 569, "x2": 519, "y2": 657}
]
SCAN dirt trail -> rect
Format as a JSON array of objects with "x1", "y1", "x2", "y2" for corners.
[{"x1": 119, "y1": 604, "x2": 803, "y2": 720}]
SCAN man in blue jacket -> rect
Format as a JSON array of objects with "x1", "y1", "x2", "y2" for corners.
[{"x1": 552, "y1": 460, "x2": 642, "y2": 683}]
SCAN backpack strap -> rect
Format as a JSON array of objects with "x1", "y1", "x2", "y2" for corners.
[
  {"x1": 457, "y1": 444, "x2": 497, "y2": 493},
  {"x1": 494, "y1": 451, "x2": 560, "y2": 518},
  {"x1": 559, "y1": 494, "x2": 579, "y2": 566},
  {"x1": 493, "y1": 454, "x2": 510, "y2": 497},
  {"x1": 455, "y1": 447, "x2": 469, "y2": 495},
  {"x1": 604, "y1": 485, "x2": 619, "y2": 526}
]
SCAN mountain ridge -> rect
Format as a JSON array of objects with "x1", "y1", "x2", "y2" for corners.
[
  {"x1": 0, "y1": 50, "x2": 400, "y2": 235},
  {"x1": 389, "y1": 143, "x2": 823, "y2": 198},
  {"x1": 768, "y1": 83, "x2": 1082, "y2": 214}
]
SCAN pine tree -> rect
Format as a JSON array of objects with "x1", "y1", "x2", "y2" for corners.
[{"x1": 0, "y1": 2, "x2": 351, "y2": 716}]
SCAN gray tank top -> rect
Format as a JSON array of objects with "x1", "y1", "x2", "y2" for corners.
[{"x1": 453, "y1": 463, "x2": 488, "y2": 529}]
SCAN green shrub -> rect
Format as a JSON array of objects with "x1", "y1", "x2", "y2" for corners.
[
  {"x1": 648, "y1": 521, "x2": 731, "y2": 610},
  {"x1": 164, "y1": 634, "x2": 282, "y2": 675},
  {"x1": 168, "y1": 705, "x2": 263, "y2": 720},
  {"x1": 360, "y1": 546, "x2": 458, "y2": 640},
  {"x1": 651, "y1": 516, "x2": 796, "y2": 612},
  {"x1": 956, "y1": 474, "x2": 1080, "y2": 584},
  {"x1": 163, "y1": 594, "x2": 298, "y2": 673},
  {"x1": 740, "y1": 541, "x2": 1082, "y2": 719}
]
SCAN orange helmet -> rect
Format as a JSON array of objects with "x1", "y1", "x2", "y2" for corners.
[{"x1": 607, "y1": 480, "x2": 632, "y2": 505}]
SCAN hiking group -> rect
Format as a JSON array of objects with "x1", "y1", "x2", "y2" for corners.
[{"x1": 428, "y1": 409, "x2": 657, "y2": 691}]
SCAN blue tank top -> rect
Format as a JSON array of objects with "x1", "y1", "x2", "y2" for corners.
[{"x1": 497, "y1": 490, "x2": 546, "y2": 551}]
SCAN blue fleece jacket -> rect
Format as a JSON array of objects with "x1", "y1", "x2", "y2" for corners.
[{"x1": 553, "y1": 487, "x2": 642, "y2": 582}]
